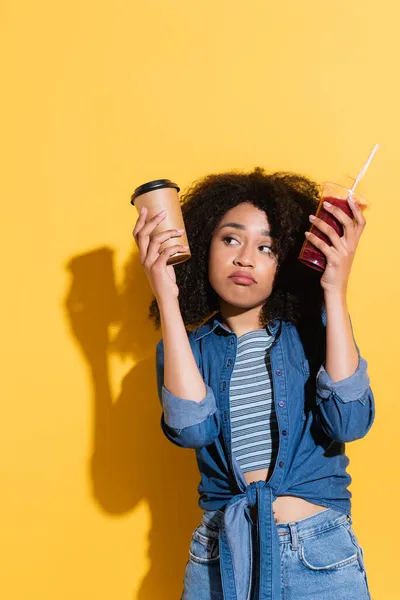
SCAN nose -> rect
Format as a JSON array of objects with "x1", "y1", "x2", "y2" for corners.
[{"x1": 233, "y1": 245, "x2": 255, "y2": 268}]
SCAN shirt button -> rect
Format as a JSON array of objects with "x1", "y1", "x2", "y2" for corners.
[
  {"x1": 279, "y1": 461, "x2": 285, "y2": 468},
  {"x1": 278, "y1": 401, "x2": 285, "y2": 407},
  {"x1": 282, "y1": 430, "x2": 287, "y2": 436},
  {"x1": 227, "y1": 359, "x2": 233, "y2": 367},
  {"x1": 230, "y1": 338, "x2": 234, "y2": 345},
  {"x1": 276, "y1": 369, "x2": 282, "y2": 376}
]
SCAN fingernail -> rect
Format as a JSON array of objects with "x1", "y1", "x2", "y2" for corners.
[
  {"x1": 182, "y1": 245, "x2": 189, "y2": 249},
  {"x1": 305, "y1": 231, "x2": 311, "y2": 237},
  {"x1": 159, "y1": 210, "x2": 167, "y2": 216},
  {"x1": 176, "y1": 228, "x2": 185, "y2": 233},
  {"x1": 309, "y1": 215, "x2": 316, "y2": 221},
  {"x1": 323, "y1": 201, "x2": 332, "y2": 208},
  {"x1": 348, "y1": 197, "x2": 356, "y2": 205}
]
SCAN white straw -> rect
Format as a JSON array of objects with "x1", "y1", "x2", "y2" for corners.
[{"x1": 350, "y1": 143, "x2": 380, "y2": 193}]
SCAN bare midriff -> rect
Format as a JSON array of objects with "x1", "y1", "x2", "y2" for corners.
[{"x1": 244, "y1": 467, "x2": 328, "y2": 524}]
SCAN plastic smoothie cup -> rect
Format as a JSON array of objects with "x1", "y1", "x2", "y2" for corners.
[{"x1": 298, "y1": 181, "x2": 367, "y2": 272}]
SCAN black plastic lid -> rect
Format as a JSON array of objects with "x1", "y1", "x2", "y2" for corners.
[{"x1": 131, "y1": 179, "x2": 180, "y2": 204}]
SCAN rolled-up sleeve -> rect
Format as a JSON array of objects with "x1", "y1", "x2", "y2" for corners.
[
  {"x1": 316, "y1": 356, "x2": 370, "y2": 405},
  {"x1": 156, "y1": 339, "x2": 220, "y2": 449},
  {"x1": 162, "y1": 384, "x2": 217, "y2": 429},
  {"x1": 315, "y1": 356, "x2": 375, "y2": 443}
]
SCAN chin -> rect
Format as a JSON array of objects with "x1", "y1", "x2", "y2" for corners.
[{"x1": 216, "y1": 290, "x2": 269, "y2": 310}]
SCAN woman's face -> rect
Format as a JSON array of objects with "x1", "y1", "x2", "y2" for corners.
[{"x1": 208, "y1": 202, "x2": 278, "y2": 310}]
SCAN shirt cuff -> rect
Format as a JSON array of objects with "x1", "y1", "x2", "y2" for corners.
[
  {"x1": 316, "y1": 356, "x2": 370, "y2": 405},
  {"x1": 162, "y1": 384, "x2": 217, "y2": 430}
]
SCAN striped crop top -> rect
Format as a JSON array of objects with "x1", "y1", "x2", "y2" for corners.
[{"x1": 229, "y1": 329, "x2": 279, "y2": 473}]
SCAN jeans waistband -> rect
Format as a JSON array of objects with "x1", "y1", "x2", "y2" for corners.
[{"x1": 276, "y1": 508, "x2": 351, "y2": 547}]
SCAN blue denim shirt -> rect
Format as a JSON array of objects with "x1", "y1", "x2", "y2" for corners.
[{"x1": 156, "y1": 312, "x2": 375, "y2": 600}]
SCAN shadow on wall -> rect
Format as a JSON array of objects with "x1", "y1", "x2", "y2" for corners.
[{"x1": 63, "y1": 246, "x2": 201, "y2": 599}]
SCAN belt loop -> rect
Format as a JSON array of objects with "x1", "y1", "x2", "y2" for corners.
[{"x1": 288, "y1": 522, "x2": 299, "y2": 551}]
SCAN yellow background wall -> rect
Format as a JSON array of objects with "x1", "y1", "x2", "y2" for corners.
[{"x1": 1, "y1": 1, "x2": 398, "y2": 598}]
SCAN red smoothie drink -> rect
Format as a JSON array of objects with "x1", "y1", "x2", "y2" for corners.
[{"x1": 299, "y1": 182, "x2": 367, "y2": 272}]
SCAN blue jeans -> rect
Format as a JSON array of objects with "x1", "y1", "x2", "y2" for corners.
[{"x1": 182, "y1": 508, "x2": 371, "y2": 600}]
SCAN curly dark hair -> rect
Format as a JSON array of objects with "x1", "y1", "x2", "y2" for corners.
[{"x1": 149, "y1": 167, "x2": 324, "y2": 331}]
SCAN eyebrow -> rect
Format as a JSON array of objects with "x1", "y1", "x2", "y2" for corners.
[{"x1": 219, "y1": 222, "x2": 271, "y2": 238}]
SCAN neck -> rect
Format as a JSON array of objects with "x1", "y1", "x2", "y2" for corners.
[{"x1": 219, "y1": 302, "x2": 265, "y2": 337}]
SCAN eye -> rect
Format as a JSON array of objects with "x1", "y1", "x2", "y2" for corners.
[
  {"x1": 223, "y1": 236, "x2": 240, "y2": 246},
  {"x1": 259, "y1": 245, "x2": 274, "y2": 255}
]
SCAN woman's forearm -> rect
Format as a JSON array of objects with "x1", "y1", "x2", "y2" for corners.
[
  {"x1": 324, "y1": 291, "x2": 359, "y2": 382},
  {"x1": 159, "y1": 297, "x2": 207, "y2": 401}
]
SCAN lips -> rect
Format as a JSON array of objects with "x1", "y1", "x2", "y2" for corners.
[{"x1": 228, "y1": 272, "x2": 256, "y2": 285}]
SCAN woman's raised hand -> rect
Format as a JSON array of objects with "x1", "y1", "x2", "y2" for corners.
[
  {"x1": 133, "y1": 207, "x2": 188, "y2": 303},
  {"x1": 305, "y1": 198, "x2": 367, "y2": 296}
]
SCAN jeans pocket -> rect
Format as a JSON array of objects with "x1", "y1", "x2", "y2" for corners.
[
  {"x1": 357, "y1": 544, "x2": 366, "y2": 571},
  {"x1": 299, "y1": 522, "x2": 359, "y2": 571},
  {"x1": 189, "y1": 510, "x2": 222, "y2": 565},
  {"x1": 345, "y1": 523, "x2": 369, "y2": 574}
]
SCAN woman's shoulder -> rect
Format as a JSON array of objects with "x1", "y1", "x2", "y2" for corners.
[
  {"x1": 155, "y1": 314, "x2": 223, "y2": 358},
  {"x1": 187, "y1": 313, "x2": 224, "y2": 342}
]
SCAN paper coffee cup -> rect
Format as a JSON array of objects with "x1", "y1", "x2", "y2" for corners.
[{"x1": 131, "y1": 179, "x2": 191, "y2": 265}]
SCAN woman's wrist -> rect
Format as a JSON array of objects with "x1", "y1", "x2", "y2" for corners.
[
  {"x1": 159, "y1": 296, "x2": 207, "y2": 402},
  {"x1": 324, "y1": 289, "x2": 347, "y2": 310},
  {"x1": 159, "y1": 296, "x2": 187, "y2": 338},
  {"x1": 324, "y1": 289, "x2": 358, "y2": 382},
  {"x1": 158, "y1": 295, "x2": 181, "y2": 319}
]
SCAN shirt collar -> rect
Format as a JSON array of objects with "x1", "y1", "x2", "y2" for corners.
[
  {"x1": 192, "y1": 312, "x2": 282, "y2": 341},
  {"x1": 192, "y1": 313, "x2": 229, "y2": 341}
]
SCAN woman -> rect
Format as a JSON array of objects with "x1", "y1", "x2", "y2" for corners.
[{"x1": 133, "y1": 168, "x2": 374, "y2": 600}]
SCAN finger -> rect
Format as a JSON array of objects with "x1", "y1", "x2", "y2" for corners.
[
  {"x1": 304, "y1": 231, "x2": 338, "y2": 262},
  {"x1": 136, "y1": 210, "x2": 167, "y2": 263},
  {"x1": 136, "y1": 209, "x2": 167, "y2": 240},
  {"x1": 309, "y1": 215, "x2": 344, "y2": 252},
  {"x1": 132, "y1": 206, "x2": 148, "y2": 238},
  {"x1": 146, "y1": 229, "x2": 185, "y2": 264},
  {"x1": 347, "y1": 197, "x2": 367, "y2": 228},
  {"x1": 322, "y1": 201, "x2": 354, "y2": 231},
  {"x1": 150, "y1": 244, "x2": 189, "y2": 269}
]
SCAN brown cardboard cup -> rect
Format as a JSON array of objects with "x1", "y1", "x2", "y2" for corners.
[{"x1": 131, "y1": 179, "x2": 191, "y2": 265}]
